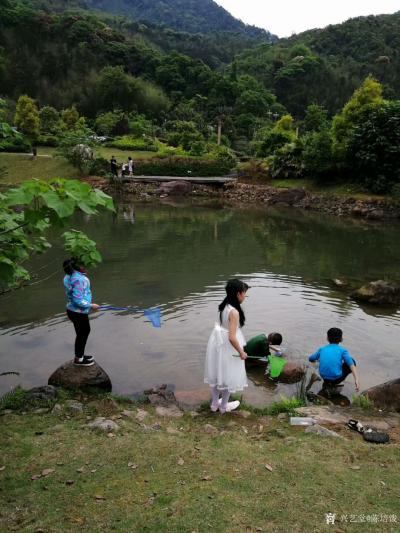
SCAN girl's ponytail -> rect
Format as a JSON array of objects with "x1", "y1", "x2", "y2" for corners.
[{"x1": 219, "y1": 279, "x2": 248, "y2": 327}]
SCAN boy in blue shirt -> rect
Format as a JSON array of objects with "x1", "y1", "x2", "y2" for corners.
[{"x1": 309, "y1": 328, "x2": 360, "y2": 392}]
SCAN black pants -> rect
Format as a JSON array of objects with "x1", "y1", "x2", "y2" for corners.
[
  {"x1": 67, "y1": 310, "x2": 91, "y2": 358},
  {"x1": 323, "y1": 359, "x2": 356, "y2": 386}
]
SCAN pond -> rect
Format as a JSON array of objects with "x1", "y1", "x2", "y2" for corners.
[{"x1": 1, "y1": 199, "x2": 400, "y2": 406}]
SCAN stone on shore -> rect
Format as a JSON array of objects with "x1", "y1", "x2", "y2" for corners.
[
  {"x1": 305, "y1": 424, "x2": 342, "y2": 438},
  {"x1": 271, "y1": 188, "x2": 306, "y2": 206},
  {"x1": 351, "y1": 280, "x2": 400, "y2": 306},
  {"x1": 155, "y1": 405, "x2": 184, "y2": 418},
  {"x1": 155, "y1": 181, "x2": 192, "y2": 197},
  {"x1": 87, "y1": 417, "x2": 119, "y2": 432},
  {"x1": 48, "y1": 361, "x2": 112, "y2": 392},
  {"x1": 364, "y1": 378, "x2": 400, "y2": 412},
  {"x1": 277, "y1": 362, "x2": 305, "y2": 384}
]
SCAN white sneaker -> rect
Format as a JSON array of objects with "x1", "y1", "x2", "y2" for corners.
[
  {"x1": 210, "y1": 398, "x2": 223, "y2": 412},
  {"x1": 220, "y1": 400, "x2": 240, "y2": 414}
]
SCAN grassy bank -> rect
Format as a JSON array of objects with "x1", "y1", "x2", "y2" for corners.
[
  {"x1": 0, "y1": 148, "x2": 160, "y2": 185},
  {"x1": 1, "y1": 395, "x2": 399, "y2": 532}
]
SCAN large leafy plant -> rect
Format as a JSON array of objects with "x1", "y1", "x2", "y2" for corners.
[{"x1": 0, "y1": 179, "x2": 114, "y2": 291}]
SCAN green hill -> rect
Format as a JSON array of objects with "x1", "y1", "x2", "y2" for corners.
[
  {"x1": 85, "y1": 0, "x2": 274, "y2": 39},
  {"x1": 235, "y1": 13, "x2": 400, "y2": 116}
]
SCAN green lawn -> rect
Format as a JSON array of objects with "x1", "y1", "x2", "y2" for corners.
[
  {"x1": 272, "y1": 179, "x2": 387, "y2": 201},
  {"x1": 0, "y1": 148, "x2": 160, "y2": 185},
  {"x1": 1, "y1": 396, "x2": 399, "y2": 532}
]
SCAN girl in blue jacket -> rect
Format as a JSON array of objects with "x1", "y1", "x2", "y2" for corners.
[{"x1": 63, "y1": 259, "x2": 99, "y2": 366}]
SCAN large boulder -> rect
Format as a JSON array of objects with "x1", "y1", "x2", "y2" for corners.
[
  {"x1": 48, "y1": 361, "x2": 112, "y2": 392},
  {"x1": 364, "y1": 378, "x2": 400, "y2": 412},
  {"x1": 277, "y1": 361, "x2": 306, "y2": 384},
  {"x1": 351, "y1": 280, "x2": 400, "y2": 306},
  {"x1": 155, "y1": 180, "x2": 192, "y2": 197},
  {"x1": 271, "y1": 188, "x2": 306, "y2": 206}
]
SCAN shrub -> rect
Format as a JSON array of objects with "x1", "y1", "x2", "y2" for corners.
[
  {"x1": 37, "y1": 134, "x2": 58, "y2": 147},
  {"x1": 107, "y1": 135, "x2": 157, "y2": 151},
  {"x1": 88, "y1": 157, "x2": 109, "y2": 176},
  {"x1": 345, "y1": 101, "x2": 400, "y2": 193},
  {"x1": 237, "y1": 159, "x2": 270, "y2": 181},
  {"x1": 270, "y1": 141, "x2": 304, "y2": 180},
  {"x1": 0, "y1": 122, "x2": 31, "y2": 152},
  {"x1": 135, "y1": 155, "x2": 234, "y2": 177}
]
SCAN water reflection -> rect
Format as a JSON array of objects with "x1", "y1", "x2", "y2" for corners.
[{"x1": 0, "y1": 201, "x2": 399, "y2": 404}]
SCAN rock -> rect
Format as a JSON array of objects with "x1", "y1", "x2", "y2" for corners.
[
  {"x1": 203, "y1": 424, "x2": 218, "y2": 435},
  {"x1": 366, "y1": 209, "x2": 385, "y2": 220},
  {"x1": 87, "y1": 417, "x2": 119, "y2": 433},
  {"x1": 166, "y1": 426, "x2": 180, "y2": 435},
  {"x1": 145, "y1": 385, "x2": 176, "y2": 407},
  {"x1": 48, "y1": 361, "x2": 112, "y2": 392},
  {"x1": 121, "y1": 409, "x2": 135, "y2": 418},
  {"x1": 33, "y1": 408, "x2": 49, "y2": 414},
  {"x1": 277, "y1": 362, "x2": 305, "y2": 384},
  {"x1": 135, "y1": 409, "x2": 148, "y2": 422},
  {"x1": 26, "y1": 385, "x2": 57, "y2": 403},
  {"x1": 155, "y1": 405, "x2": 183, "y2": 418},
  {"x1": 175, "y1": 388, "x2": 210, "y2": 410},
  {"x1": 155, "y1": 181, "x2": 192, "y2": 197},
  {"x1": 234, "y1": 410, "x2": 252, "y2": 419},
  {"x1": 49, "y1": 424, "x2": 64, "y2": 433},
  {"x1": 364, "y1": 379, "x2": 400, "y2": 412},
  {"x1": 277, "y1": 413, "x2": 287, "y2": 421},
  {"x1": 295, "y1": 406, "x2": 348, "y2": 425},
  {"x1": 271, "y1": 188, "x2": 306, "y2": 206},
  {"x1": 351, "y1": 280, "x2": 400, "y2": 307},
  {"x1": 65, "y1": 400, "x2": 84, "y2": 413},
  {"x1": 305, "y1": 424, "x2": 342, "y2": 438},
  {"x1": 51, "y1": 403, "x2": 63, "y2": 414},
  {"x1": 1, "y1": 409, "x2": 13, "y2": 416}
]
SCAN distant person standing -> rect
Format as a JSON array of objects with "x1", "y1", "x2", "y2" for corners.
[
  {"x1": 128, "y1": 156, "x2": 134, "y2": 177},
  {"x1": 110, "y1": 156, "x2": 118, "y2": 178}
]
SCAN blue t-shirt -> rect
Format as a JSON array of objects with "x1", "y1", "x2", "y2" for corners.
[
  {"x1": 64, "y1": 271, "x2": 92, "y2": 314},
  {"x1": 309, "y1": 344, "x2": 354, "y2": 380}
]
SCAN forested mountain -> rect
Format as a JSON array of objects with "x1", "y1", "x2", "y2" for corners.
[
  {"x1": 29, "y1": 0, "x2": 274, "y2": 39},
  {"x1": 235, "y1": 13, "x2": 400, "y2": 116},
  {"x1": 84, "y1": 0, "x2": 272, "y2": 39}
]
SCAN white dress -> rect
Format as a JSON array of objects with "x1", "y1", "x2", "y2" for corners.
[{"x1": 204, "y1": 305, "x2": 248, "y2": 393}]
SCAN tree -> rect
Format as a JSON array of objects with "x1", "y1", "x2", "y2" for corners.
[
  {"x1": 61, "y1": 106, "x2": 80, "y2": 129},
  {"x1": 303, "y1": 104, "x2": 328, "y2": 132},
  {"x1": 332, "y1": 76, "x2": 384, "y2": 159},
  {"x1": 14, "y1": 95, "x2": 39, "y2": 141},
  {"x1": 345, "y1": 100, "x2": 400, "y2": 193},
  {"x1": 94, "y1": 111, "x2": 124, "y2": 136},
  {"x1": 57, "y1": 124, "x2": 97, "y2": 174},
  {"x1": 39, "y1": 106, "x2": 60, "y2": 134},
  {"x1": 256, "y1": 114, "x2": 296, "y2": 157},
  {"x1": 0, "y1": 179, "x2": 114, "y2": 291},
  {"x1": 303, "y1": 130, "x2": 335, "y2": 181}
]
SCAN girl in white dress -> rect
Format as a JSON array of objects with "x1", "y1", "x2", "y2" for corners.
[{"x1": 204, "y1": 279, "x2": 249, "y2": 413}]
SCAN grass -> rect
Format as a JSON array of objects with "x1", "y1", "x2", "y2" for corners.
[
  {"x1": 1, "y1": 395, "x2": 399, "y2": 532},
  {"x1": 272, "y1": 179, "x2": 387, "y2": 201},
  {"x1": 352, "y1": 395, "x2": 375, "y2": 411},
  {"x1": 0, "y1": 147, "x2": 165, "y2": 185},
  {"x1": 0, "y1": 151, "x2": 77, "y2": 184}
]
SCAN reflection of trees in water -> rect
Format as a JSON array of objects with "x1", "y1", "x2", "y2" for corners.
[
  {"x1": 252, "y1": 209, "x2": 400, "y2": 284},
  {"x1": 3, "y1": 202, "x2": 400, "y2": 325}
]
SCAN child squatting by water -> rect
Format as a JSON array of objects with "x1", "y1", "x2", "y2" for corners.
[
  {"x1": 309, "y1": 327, "x2": 360, "y2": 392},
  {"x1": 204, "y1": 279, "x2": 249, "y2": 413}
]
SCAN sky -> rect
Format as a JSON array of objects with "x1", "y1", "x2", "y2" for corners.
[{"x1": 215, "y1": 0, "x2": 400, "y2": 37}]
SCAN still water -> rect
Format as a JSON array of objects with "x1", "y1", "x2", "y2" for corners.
[{"x1": 1, "y1": 200, "x2": 400, "y2": 405}]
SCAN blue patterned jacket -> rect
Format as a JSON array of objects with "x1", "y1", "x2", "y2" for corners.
[{"x1": 64, "y1": 271, "x2": 92, "y2": 314}]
